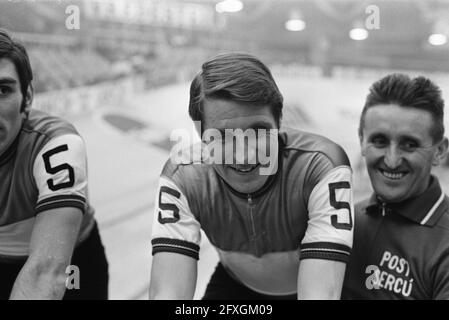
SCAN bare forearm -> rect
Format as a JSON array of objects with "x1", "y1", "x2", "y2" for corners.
[
  {"x1": 297, "y1": 259, "x2": 346, "y2": 300},
  {"x1": 298, "y1": 282, "x2": 342, "y2": 300},
  {"x1": 149, "y1": 282, "x2": 195, "y2": 300},
  {"x1": 150, "y1": 289, "x2": 194, "y2": 300},
  {"x1": 149, "y1": 252, "x2": 198, "y2": 300},
  {"x1": 10, "y1": 264, "x2": 67, "y2": 300}
]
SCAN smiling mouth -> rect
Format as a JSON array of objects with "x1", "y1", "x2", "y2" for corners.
[
  {"x1": 378, "y1": 168, "x2": 408, "y2": 180},
  {"x1": 229, "y1": 163, "x2": 260, "y2": 173}
]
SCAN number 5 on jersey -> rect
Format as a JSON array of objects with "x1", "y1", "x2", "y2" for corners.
[
  {"x1": 158, "y1": 186, "x2": 181, "y2": 224},
  {"x1": 329, "y1": 181, "x2": 353, "y2": 230},
  {"x1": 42, "y1": 144, "x2": 75, "y2": 191}
]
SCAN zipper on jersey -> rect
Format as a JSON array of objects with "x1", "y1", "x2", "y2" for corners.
[
  {"x1": 381, "y1": 202, "x2": 386, "y2": 216},
  {"x1": 247, "y1": 194, "x2": 262, "y2": 256},
  {"x1": 247, "y1": 194, "x2": 256, "y2": 239}
]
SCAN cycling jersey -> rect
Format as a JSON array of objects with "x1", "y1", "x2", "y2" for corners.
[
  {"x1": 151, "y1": 128, "x2": 354, "y2": 295},
  {"x1": 0, "y1": 110, "x2": 94, "y2": 260}
]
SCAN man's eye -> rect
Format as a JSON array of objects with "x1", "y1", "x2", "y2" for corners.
[
  {"x1": 0, "y1": 86, "x2": 11, "y2": 95},
  {"x1": 370, "y1": 137, "x2": 387, "y2": 147},
  {"x1": 401, "y1": 141, "x2": 419, "y2": 151}
]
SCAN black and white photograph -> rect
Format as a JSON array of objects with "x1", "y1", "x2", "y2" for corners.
[{"x1": 1, "y1": 0, "x2": 449, "y2": 310}]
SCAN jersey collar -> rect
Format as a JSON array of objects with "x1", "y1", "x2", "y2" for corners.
[{"x1": 366, "y1": 175, "x2": 447, "y2": 227}]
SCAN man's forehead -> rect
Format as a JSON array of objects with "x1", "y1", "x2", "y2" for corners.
[
  {"x1": 364, "y1": 104, "x2": 434, "y2": 139},
  {"x1": 365, "y1": 103, "x2": 433, "y2": 120},
  {"x1": 203, "y1": 99, "x2": 274, "y2": 126},
  {"x1": 0, "y1": 58, "x2": 19, "y2": 82}
]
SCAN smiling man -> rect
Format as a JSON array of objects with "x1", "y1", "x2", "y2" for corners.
[
  {"x1": 0, "y1": 29, "x2": 108, "y2": 299},
  {"x1": 149, "y1": 53, "x2": 354, "y2": 300},
  {"x1": 342, "y1": 74, "x2": 449, "y2": 299}
]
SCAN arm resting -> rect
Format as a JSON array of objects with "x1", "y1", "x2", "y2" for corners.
[
  {"x1": 298, "y1": 259, "x2": 346, "y2": 300},
  {"x1": 149, "y1": 252, "x2": 197, "y2": 300}
]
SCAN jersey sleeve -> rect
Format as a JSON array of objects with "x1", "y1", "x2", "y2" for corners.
[
  {"x1": 33, "y1": 134, "x2": 88, "y2": 215},
  {"x1": 151, "y1": 176, "x2": 201, "y2": 260},
  {"x1": 300, "y1": 166, "x2": 354, "y2": 263}
]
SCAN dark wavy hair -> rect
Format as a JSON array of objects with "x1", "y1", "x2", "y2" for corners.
[
  {"x1": 359, "y1": 73, "x2": 445, "y2": 142},
  {"x1": 0, "y1": 28, "x2": 33, "y2": 111},
  {"x1": 188, "y1": 52, "x2": 283, "y2": 127}
]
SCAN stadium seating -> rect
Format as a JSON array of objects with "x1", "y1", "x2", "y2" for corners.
[{"x1": 28, "y1": 46, "x2": 113, "y2": 93}]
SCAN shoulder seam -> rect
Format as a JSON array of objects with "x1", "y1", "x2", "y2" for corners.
[
  {"x1": 21, "y1": 126, "x2": 52, "y2": 140},
  {"x1": 284, "y1": 147, "x2": 348, "y2": 168}
]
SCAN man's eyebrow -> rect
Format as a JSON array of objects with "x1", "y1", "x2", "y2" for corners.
[
  {"x1": 215, "y1": 121, "x2": 273, "y2": 133},
  {"x1": 247, "y1": 121, "x2": 273, "y2": 130},
  {"x1": 0, "y1": 77, "x2": 17, "y2": 85},
  {"x1": 368, "y1": 132, "x2": 422, "y2": 143},
  {"x1": 400, "y1": 135, "x2": 421, "y2": 142},
  {"x1": 368, "y1": 132, "x2": 386, "y2": 137},
  {"x1": 255, "y1": 121, "x2": 272, "y2": 128}
]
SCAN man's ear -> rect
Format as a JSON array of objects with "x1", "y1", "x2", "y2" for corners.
[
  {"x1": 21, "y1": 84, "x2": 34, "y2": 116},
  {"x1": 432, "y1": 137, "x2": 449, "y2": 166}
]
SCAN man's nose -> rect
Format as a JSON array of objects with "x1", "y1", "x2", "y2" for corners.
[{"x1": 383, "y1": 144, "x2": 403, "y2": 168}]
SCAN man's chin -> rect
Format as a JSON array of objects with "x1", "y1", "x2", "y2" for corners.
[
  {"x1": 373, "y1": 185, "x2": 407, "y2": 204},
  {"x1": 228, "y1": 180, "x2": 266, "y2": 194},
  {"x1": 213, "y1": 164, "x2": 270, "y2": 194},
  {"x1": 225, "y1": 170, "x2": 269, "y2": 194}
]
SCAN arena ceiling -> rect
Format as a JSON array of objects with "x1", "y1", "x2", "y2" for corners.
[{"x1": 1, "y1": 0, "x2": 449, "y2": 71}]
